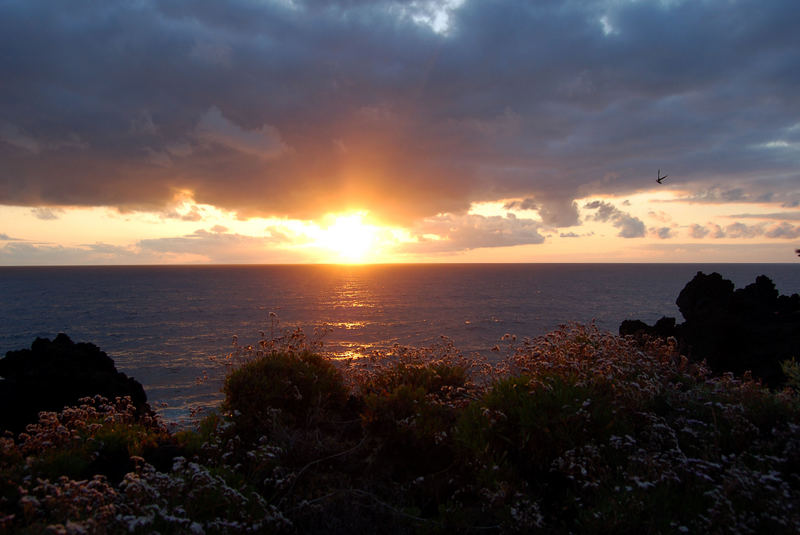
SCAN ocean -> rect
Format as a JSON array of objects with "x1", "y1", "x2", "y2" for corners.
[{"x1": 2, "y1": 263, "x2": 798, "y2": 422}]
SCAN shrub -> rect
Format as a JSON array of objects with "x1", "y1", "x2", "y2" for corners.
[
  {"x1": 222, "y1": 351, "x2": 348, "y2": 439},
  {"x1": 360, "y1": 380, "x2": 455, "y2": 479},
  {"x1": 353, "y1": 355, "x2": 474, "y2": 479},
  {"x1": 0, "y1": 396, "x2": 179, "y2": 534},
  {"x1": 114, "y1": 458, "x2": 291, "y2": 534},
  {"x1": 781, "y1": 357, "x2": 800, "y2": 392},
  {"x1": 458, "y1": 373, "x2": 623, "y2": 482},
  {"x1": 3, "y1": 325, "x2": 799, "y2": 533},
  {"x1": 10, "y1": 396, "x2": 170, "y2": 484}
]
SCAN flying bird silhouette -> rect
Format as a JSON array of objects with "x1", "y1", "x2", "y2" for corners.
[{"x1": 657, "y1": 169, "x2": 668, "y2": 184}]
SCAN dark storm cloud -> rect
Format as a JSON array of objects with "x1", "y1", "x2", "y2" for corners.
[{"x1": 1, "y1": 0, "x2": 798, "y2": 225}]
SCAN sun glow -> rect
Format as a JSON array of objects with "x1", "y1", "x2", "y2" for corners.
[{"x1": 317, "y1": 212, "x2": 380, "y2": 262}]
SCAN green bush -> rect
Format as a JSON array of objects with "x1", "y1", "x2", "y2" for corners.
[
  {"x1": 222, "y1": 351, "x2": 349, "y2": 439},
  {"x1": 360, "y1": 361, "x2": 468, "y2": 395},
  {"x1": 7, "y1": 397, "x2": 172, "y2": 484},
  {"x1": 458, "y1": 374, "x2": 623, "y2": 482},
  {"x1": 781, "y1": 357, "x2": 800, "y2": 392},
  {"x1": 357, "y1": 362, "x2": 468, "y2": 476}
]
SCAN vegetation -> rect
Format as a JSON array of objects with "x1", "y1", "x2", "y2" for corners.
[{"x1": 1, "y1": 323, "x2": 799, "y2": 533}]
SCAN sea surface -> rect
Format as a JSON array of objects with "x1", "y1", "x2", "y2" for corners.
[{"x1": 1, "y1": 263, "x2": 799, "y2": 422}]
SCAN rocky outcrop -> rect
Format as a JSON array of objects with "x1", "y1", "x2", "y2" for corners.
[
  {"x1": 619, "y1": 316, "x2": 678, "y2": 341},
  {"x1": 620, "y1": 272, "x2": 800, "y2": 387},
  {"x1": 0, "y1": 333, "x2": 149, "y2": 432}
]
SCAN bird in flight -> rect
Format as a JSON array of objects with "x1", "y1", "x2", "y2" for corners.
[{"x1": 657, "y1": 169, "x2": 668, "y2": 184}]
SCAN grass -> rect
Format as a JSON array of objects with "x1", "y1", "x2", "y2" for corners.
[{"x1": 1, "y1": 323, "x2": 799, "y2": 533}]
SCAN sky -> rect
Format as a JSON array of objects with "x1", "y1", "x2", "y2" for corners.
[{"x1": 1, "y1": 0, "x2": 799, "y2": 264}]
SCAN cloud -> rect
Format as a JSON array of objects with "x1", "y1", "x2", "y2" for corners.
[
  {"x1": 0, "y1": 0, "x2": 798, "y2": 225},
  {"x1": 0, "y1": 122, "x2": 87, "y2": 155},
  {"x1": 536, "y1": 198, "x2": 580, "y2": 227},
  {"x1": 687, "y1": 221, "x2": 800, "y2": 239},
  {"x1": 583, "y1": 201, "x2": 645, "y2": 238},
  {"x1": 584, "y1": 201, "x2": 616, "y2": 223},
  {"x1": 195, "y1": 106, "x2": 288, "y2": 160},
  {"x1": 162, "y1": 210, "x2": 200, "y2": 221},
  {"x1": 725, "y1": 222, "x2": 763, "y2": 239},
  {"x1": 0, "y1": 226, "x2": 308, "y2": 265},
  {"x1": 130, "y1": 111, "x2": 160, "y2": 136},
  {"x1": 190, "y1": 40, "x2": 233, "y2": 67},
  {"x1": 31, "y1": 207, "x2": 61, "y2": 220},
  {"x1": 402, "y1": 213, "x2": 545, "y2": 253},
  {"x1": 729, "y1": 212, "x2": 800, "y2": 221},
  {"x1": 137, "y1": 228, "x2": 303, "y2": 263},
  {"x1": 0, "y1": 242, "x2": 140, "y2": 265},
  {"x1": 648, "y1": 210, "x2": 671, "y2": 223},
  {"x1": 636, "y1": 243, "x2": 800, "y2": 263},
  {"x1": 504, "y1": 198, "x2": 537, "y2": 211},
  {"x1": 709, "y1": 223, "x2": 726, "y2": 239},
  {"x1": 559, "y1": 232, "x2": 580, "y2": 238},
  {"x1": 687, "y1": 222, "x2": 762, "y2": 239},
  {"x1": 689, "y1": 224, "x2": 710, "y2": 239},
  {"x1": 0, "y1": 122, "x2": 40, "y2": 153},
  {"x1": 764, "y1": 222, "x2": 800, "y2": 239},
  {"x1": 616, "y1": 217, "x2": 646, "y2": 238},
  {"x1": 651, "y1": 227, "x2": 673, "y2": 240},
  {"x1": 669, "y1": 183, "x2": 800, "y2": 209}
]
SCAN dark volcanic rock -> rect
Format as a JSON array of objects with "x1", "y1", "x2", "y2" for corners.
[
  {"x1": 621, "y1": 272, "x2": 800, "y2": 387},
  {"x1": 619, "y1": 316, "x2": 678, "y2": 340},
  {"x1": 0, "y1": 333, "x2": 149, "y2": 432}
]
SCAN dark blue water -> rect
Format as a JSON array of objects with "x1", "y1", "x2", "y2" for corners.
[{"x1": 1, "y1": 264, "x2": 798, "y2": 421}]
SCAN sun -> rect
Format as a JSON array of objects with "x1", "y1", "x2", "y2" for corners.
[{"x1": 319, "y1": 212, "x2": 379, "y2": 262}]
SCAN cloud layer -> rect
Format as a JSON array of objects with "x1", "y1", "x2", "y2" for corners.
[
  {"x1": 583, "y1": 201, "x2": 645, "y2": 238},
  {"x1": 1, "y1": 0, "x2": 799, "y2": 228}
]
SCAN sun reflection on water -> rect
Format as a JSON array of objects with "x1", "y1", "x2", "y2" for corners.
[
  {"x1": 327, "y1": 276, "x2": 376, "y2": 310},
  {"x1": 328, "y1": 321, "x2": 367, "y2": 330}
]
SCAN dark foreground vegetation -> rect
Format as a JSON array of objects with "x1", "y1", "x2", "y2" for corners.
[
  {"x1": 2, "y1": 326, "x2": 800, "y2": 534},
  {"x1": 1, "y1": 272, "x2": 799, "y2": 533}
]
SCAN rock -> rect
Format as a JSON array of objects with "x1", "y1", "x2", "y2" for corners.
[
  {"x1": 619, "y1": 316, "x2": 677, "y2": 340},
  {"x1": 619, "y1": 319, "x2": 651, "y2": 338},
  {"x1": 676, "y1": 272, "x2": 735, "y2": 324},
  {"x1": 621, "y1": 272, "x2": 800, "y2": 387},
  {"x1": 0, "y1": 333, "x2": 150, "y2": 432}
]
